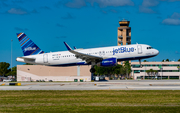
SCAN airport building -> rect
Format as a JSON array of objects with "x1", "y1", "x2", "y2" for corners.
[
  {"x1": 131, "y1": 62, "x2": 180, "y2": 80},
  {"x1": 117, "y1": 19, "x2": 131, "y2": 46},
  {"x1": 117, "y1": 19, "x2": 131, "y2": 65},
  {"x1": 17, "y1": 61, "x2": 180, "y2": 81},
  {"x1": 17, "y1": 65, "x2": 91, "y2": 82}
]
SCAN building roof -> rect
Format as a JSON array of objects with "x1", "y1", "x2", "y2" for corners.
[{"x1": 131, "y1": 62, "x2": 180, "y2": 65}]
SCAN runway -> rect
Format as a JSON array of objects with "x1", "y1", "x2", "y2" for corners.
[{"x1": 1, "y1": 80, "x2": 180, "y2": 90}]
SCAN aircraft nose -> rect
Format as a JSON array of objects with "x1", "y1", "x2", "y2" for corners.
[{"x1": 155, "y1": 49, "x2": 159, "y2": 55}]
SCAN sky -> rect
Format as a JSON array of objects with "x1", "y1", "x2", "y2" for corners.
[{"x1": 0, "y1": 0, "x2": 180, "y2": 67}]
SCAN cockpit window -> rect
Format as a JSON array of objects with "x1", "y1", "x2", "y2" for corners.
[{"x1": 147, "y1": 47, "x2": 153, "y2": 49}]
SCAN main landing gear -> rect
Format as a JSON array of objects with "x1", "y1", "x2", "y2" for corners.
[
  {"x1": 90, "y1": 62, "x2": 96, "y2": 81},
  {"x1": 90, "y1": 65, "x2": 95, "y2": 73},
  {"x1": 90, "y1": 62, "x2": 96, "y2": 73}
]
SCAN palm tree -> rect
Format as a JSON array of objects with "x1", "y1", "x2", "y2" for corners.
[
  {"x1": 149, "y1": 69, "x2": 154, "y2": 79},
  {"x1": 146, "y1": 70, "x2": 150, "y2": 79},
  {"x1": 146, "y1": 69, "x2": 156, "y2": 79},
  {"x1": 123, "y1": 61, "x2": 131, "y2": 79},
  {"x1": 154, "y1": 70, "x2": 158, "y2": 80}
]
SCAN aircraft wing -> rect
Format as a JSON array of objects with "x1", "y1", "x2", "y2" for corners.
[{"x1": 64, "y1": 42, "x2": 103, "y2": 63}]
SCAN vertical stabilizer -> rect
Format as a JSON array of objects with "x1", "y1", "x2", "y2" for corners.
[{"x1": 17, "y1": 33, "x2": 44, "y2": 56}]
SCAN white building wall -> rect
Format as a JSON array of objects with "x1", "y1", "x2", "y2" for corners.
[
  {"x1": 131, "y1": 62, "x2": 180, "y2": 80},
  {"x1": 17, "y1": 65, "x2": 91, "y2": 82}
]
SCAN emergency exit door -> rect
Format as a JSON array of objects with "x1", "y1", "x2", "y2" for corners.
[{"x1": 43, "y1": 54, "x2": 48, "y2": 63}]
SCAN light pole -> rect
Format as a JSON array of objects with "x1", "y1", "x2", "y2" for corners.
[
  {"x1": 177, "y1": 66, "x2": 180, "y2": 80},
  {"x1": 11, "y1": 39, "x2": 13, "y2": 78},
  {"x1": 161, "y1": 67, "x2": 163, "y2": 80},
  {"x1": 145, "y1": 63, "x2": 146, "y2": 77},
  {"x1": 161, "y1": 62, "x2": 163, "y2": 80}
]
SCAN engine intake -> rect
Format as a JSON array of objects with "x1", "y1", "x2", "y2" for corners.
[{"x1": 97, "y1": 58, "x2": 117, "y2": 67}]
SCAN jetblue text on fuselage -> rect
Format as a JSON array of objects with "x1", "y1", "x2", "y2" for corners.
[{"x1": 113, "y1": 47, "x2": 134, "y2": 55}]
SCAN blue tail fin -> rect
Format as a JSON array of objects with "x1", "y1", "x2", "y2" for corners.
[{"x1": 17, "y1": 33, "x2": 44, "y2": 56}]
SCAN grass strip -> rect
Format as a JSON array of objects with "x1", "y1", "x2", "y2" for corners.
[{"x1": 0, "y1": 90, "x2": 180, "y2": 113}]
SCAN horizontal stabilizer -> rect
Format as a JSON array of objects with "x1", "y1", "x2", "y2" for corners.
[
  {"x1": 16, "y1": 57, "x2": 36, "y2": 63},
  {"x1": 18, "y1": 57, "x2": 36, "y2": 60}
]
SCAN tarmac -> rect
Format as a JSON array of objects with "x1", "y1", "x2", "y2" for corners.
[{"x1": 1, "y1": 80, "x2": 180, "y2": 90}]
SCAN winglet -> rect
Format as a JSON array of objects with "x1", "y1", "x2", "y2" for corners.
[
  {"x1": 74, "y1": 46, "x2": 77, "y2": 49},
  {"x1": 64, "y1": 42, "x2": 72, "y2": 51}
]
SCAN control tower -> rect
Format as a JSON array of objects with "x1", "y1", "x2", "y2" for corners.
[{"x1": 117, "y1": 19, "x2": 131, "y2": 46}]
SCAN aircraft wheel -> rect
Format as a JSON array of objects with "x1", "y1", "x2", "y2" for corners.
[{"x1": 90, "y1": 67, "x2": 95, "y2": 73}]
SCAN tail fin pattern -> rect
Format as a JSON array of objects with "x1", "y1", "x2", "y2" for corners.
[{"x1": 17, "y1": 33, "x2": 44, "y2": 56}]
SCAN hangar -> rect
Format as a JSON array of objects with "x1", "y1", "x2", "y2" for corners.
[{"x1": 17, "y1": 65, "x2": 91, "y2": 82}]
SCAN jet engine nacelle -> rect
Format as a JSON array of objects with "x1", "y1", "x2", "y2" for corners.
[{"x1": 97, "y1": 58, "x2": 117, "y2": 67}]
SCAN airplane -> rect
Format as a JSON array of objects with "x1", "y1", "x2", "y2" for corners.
[{"x1": 16, "y1": 32, "x2": 159, "y2": 73}]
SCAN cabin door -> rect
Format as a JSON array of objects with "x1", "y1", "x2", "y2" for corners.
[{"x1": 137, "y1": 45, "x2": 142, "y2": 54}]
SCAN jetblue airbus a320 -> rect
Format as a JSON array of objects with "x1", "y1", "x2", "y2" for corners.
[{"x1": 16, "y1": 33, "x2": 159, "y2": 72}]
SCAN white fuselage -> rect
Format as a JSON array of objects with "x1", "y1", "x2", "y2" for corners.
[{"x1": 16, "y1": 44, "x2": 159, "y2": 66}]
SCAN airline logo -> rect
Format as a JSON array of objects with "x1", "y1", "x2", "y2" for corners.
[
  {"x1": 102, "y1": 60, "x2": 113, "y2": 63},
  {"x1": 113, "y1": 47, "x2": 134, "y2": 55},
  {"x1": 24, "y1": 47, "x2": 36, "y2": 52}
]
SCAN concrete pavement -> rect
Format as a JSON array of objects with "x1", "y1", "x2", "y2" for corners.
[{"x1": 1, "y1": 80, "x2": 180, "y2": 90}]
